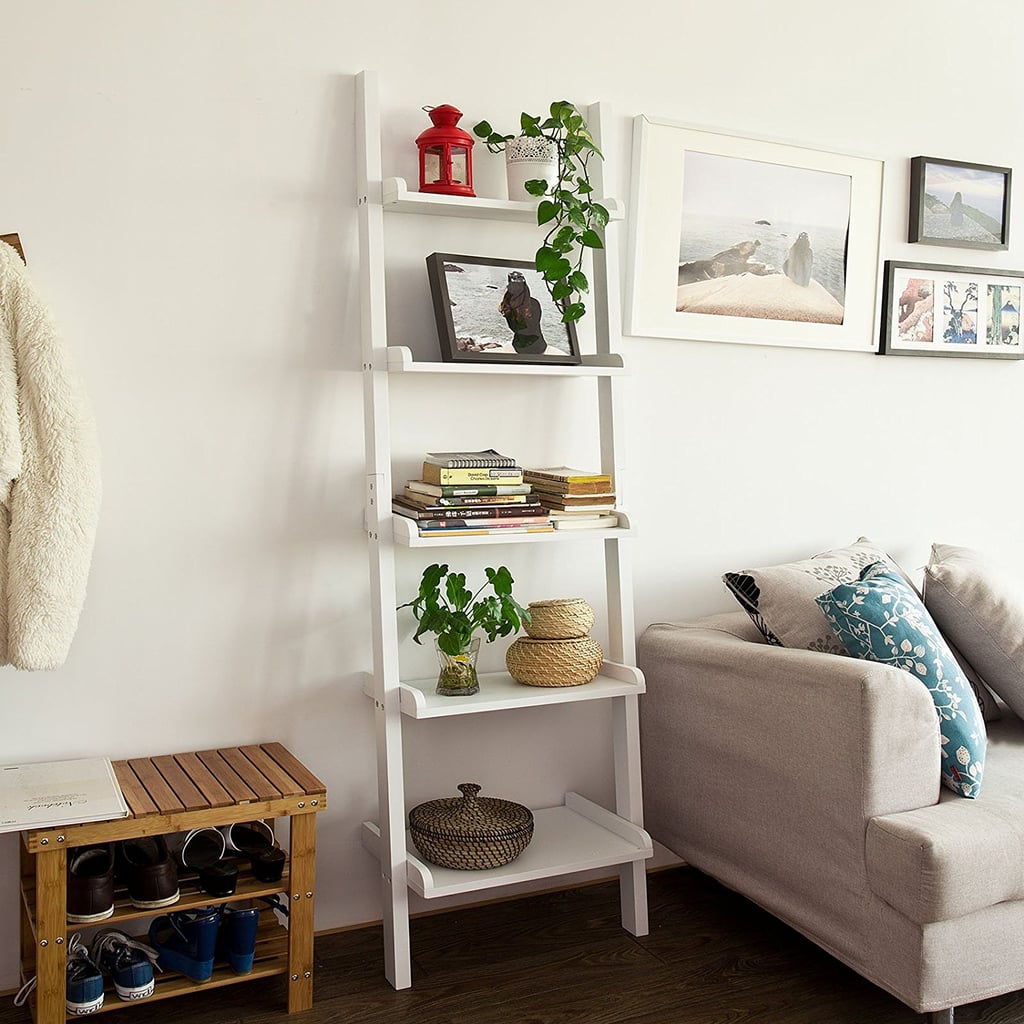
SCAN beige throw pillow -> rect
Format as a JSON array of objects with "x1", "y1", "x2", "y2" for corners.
[
  {"x1": 924, "y1": 543, "x2": 1024, "y2": 720},
  {"x1": 723, "y1": 537, "x2": 904, "y2": 655}
]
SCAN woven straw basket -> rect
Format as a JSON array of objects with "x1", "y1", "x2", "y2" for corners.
[
  {"x1": 506, "y1": 635, "x2": 604, "y2": 687},
  {"x1": 523, "y1": 597, "x2": 595, "y2": 640},
  {"x1": 409, "y1": 783, "x2": 534, "y2": 870}
]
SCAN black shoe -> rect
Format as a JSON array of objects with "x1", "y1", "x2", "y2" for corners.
[
  {"x1": 67, "y1": 844, "x2": 115, "y2": 923},
  {"x1": 120, "y1": 835, "x2": 180, "y2": 910}
]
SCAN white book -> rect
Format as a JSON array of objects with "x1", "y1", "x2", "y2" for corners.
[
  {"x1": 0, "y1": 757, "x2": 129, "y2": 833},
  {"x1": 552, "y1": 514, "x2": 620, "y2": 530}
]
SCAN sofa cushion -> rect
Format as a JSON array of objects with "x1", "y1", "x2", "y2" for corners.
[
  {"x1": 867, "y1": 713, "x2": 1024, "y2": 924},
  {"x1": 722, "y1": 536, "x2": 904, "y2": 653},
  {"x1": 816, "y1": 561, "x2": 986, "y2": 799},
  {"x1": 924, "y1": 543, "x2": 1024, "y2": 720}
]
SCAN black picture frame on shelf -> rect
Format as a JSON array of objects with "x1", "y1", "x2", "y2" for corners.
[
  {"x1": 908, "y1": 156, "x2": 1011, "y2": 250},
  {"x1": 426, "y1": 253, "x2": 581, "y2": 366},
  {"x1": 879, "y1": 259, "x2": 1024, "y2": 358}
]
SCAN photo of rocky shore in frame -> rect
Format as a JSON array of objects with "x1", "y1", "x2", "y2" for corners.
[
  {"x1": 909, "y1": 157, "x2": 1011, "y2": 251},
  {"x1": 426, "y1": 253, "x2": 581, "y2": 366},
  {"x1": 676, "y1": 152, "x2": 852, "y2": 326},
  {"x1": 880, "y1": 260, "x2": 1024, "y2": 358}
]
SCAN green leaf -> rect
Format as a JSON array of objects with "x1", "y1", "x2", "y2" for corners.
[
  {"x1": 591, "y1": 203, "x2": 610, "y2": 229},
  {"x1": 551, "y1": 279, "x2": 572, "y2": 301},
  {"x1": 472, "y1": 120, "x2": 493, "y2": 138},
  {"x1": 580, "y1": 229, "x2": 604, "y2": 249},
  {"x1": 543, "y1": 257, "x2": 573, "y2": 281},
  {"x1": 520, "y1": 112, "x2": 541, "y2": 133},
  {"x1": 570, "y1": 270, "x2": 590, "y2": 293},
  {"x1": 487, "y1": 565, "x2": 514, "y2": 596},
  {"x1": 537, "y1": 200, "x2": 559, "y2": 225},
  {"x1": 552, "y1": 225, "x2": 575, "y2": 249},
  {"x1": 576, "y1": 180, "x2": 593, "y2": 195},
  {"x1": 562, "y1": 302, "x2": 586, "y2": 323},
  {"x1": 445, "y1": 572, "x2": 471, "y2": 611},
  {"x1": 535, "y1": 246, "x2": 559, "y2": 272},
  {"x1": 524, "y1": 178, "x2": 548, "y2": 197}
]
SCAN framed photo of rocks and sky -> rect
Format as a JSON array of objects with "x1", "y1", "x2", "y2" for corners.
[
  {"x1": 626, "y1": 116, "x2": 883, "y2": 352},
  {"x1": 908, "y1": 156, "x2": 1011, "y2": 251}
]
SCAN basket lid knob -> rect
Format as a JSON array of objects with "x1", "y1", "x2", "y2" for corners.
[{"x1": 457, "y1": 782, "x2": 481, "y2": 801}]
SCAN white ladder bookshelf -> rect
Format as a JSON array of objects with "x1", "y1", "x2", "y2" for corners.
[{"x1": 356, "y1": 70, "x2": 650, "y2": 990}]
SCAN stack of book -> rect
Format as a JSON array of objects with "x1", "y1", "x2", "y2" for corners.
[
  {"x1": 394, "y1": 450, "x2": 554, "y2": 537},
  {"x1": 522, "y1": 467, "x2": 619, "y2": 530}
]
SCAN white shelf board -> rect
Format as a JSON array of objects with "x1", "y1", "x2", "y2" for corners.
[
  {"x1": 384, "y1": 346, "x2": 626, "y2": 376},
  {"x1": 393, "y1": 510, "x2": 632, "y2": 547},
  {"x1": 361, "y1": 792, "x2": 652, "y2": 899},
  {"x1": 382, "y1": 177, "x2": 624, "y2": 223},
  {"x1": 361, "y1": 662, "x2": 645, "y2": 719}
]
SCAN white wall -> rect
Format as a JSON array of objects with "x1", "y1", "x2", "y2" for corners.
[{"x1": 3, "y1": 0, "x2": 1024, "y2": 989}]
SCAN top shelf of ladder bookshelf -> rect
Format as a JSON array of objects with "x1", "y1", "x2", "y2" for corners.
[{"x1": 381, "y1": 178, "x2": 625, "y2": 223}]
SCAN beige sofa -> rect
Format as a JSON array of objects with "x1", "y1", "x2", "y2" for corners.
[{"x1": 639, "y1": 611, "x2": 1024, "y2": 1024}]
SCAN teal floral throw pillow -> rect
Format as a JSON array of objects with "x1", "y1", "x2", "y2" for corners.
[{"x1": 815, "y1": 561, "x2": 986, "y2": 799}]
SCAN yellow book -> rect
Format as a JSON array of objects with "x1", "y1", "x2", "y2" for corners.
[{"x1": 422, "y1": 463, "x2": 524, "y2": 486}]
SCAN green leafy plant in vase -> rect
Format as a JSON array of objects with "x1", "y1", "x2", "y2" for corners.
[
  {"x1": 473, "y1": 102, "x2": 608, "y2": 324},
  {"x1": 399, "y1": 563, "x2": 530, "y2": 696}
]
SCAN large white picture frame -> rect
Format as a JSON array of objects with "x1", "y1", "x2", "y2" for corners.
[{"x1": 626, "y1": 115, "x2": 884, "y2": 352}]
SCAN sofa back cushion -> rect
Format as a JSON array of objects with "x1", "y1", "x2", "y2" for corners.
[{"x1": 816, "y1": 561, "x2": 986, "y2": 798}]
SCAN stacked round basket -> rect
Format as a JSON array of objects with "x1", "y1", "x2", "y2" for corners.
[{"x1": 505, "y1": 598, "x2": 604, "y2": 687}]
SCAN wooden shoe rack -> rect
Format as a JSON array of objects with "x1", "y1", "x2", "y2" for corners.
[{"x1": 17, "y1": 742, "x2": 326, "y2": 1023}]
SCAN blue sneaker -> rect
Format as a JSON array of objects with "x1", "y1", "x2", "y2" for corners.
[
  {"x1": 13, "y1": 933, "x2": 105, "y2": 1016},
  {"x1": 65, "y1": 933, "x2": 105, "y2": 1015},
  {"x1": 90, "y1": 930, "x2": 159, "y2": 1001},
  {"x1": 149, "y1": 907, "x2": 220, "y2": 982},
  {"x1": 218, "y1": 905, "x2": 260, "y2": 974}
]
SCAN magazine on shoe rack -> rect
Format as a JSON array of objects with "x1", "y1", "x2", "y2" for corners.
[{"x1": 0, "y1": 757, "x2": 128, "y2": 832}]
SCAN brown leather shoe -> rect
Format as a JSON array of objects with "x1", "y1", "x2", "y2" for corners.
[
  {"x1": 67, "y1": 844, "x2": 115, "y2": 923},
  {"x1": 120, "y1": 835, "x2": 180, "y2": 910}
]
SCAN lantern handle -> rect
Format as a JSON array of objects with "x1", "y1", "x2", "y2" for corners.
[{"x1": 422, "y1": 105, "x2": 435, "y2": 114}]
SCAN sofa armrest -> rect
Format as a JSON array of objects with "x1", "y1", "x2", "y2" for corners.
[{"x1": 638, "y1": 617, "x2": 941, "y2": 901}]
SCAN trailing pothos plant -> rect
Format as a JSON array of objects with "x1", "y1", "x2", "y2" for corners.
[
  {"x1": 398, "y1": 563, "x2": 530, "y2": 656},
  {"x1": 473, "y1": 102, "x2": 608, "y2": 323}
]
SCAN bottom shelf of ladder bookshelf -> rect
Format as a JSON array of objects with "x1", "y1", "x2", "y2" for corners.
[{"x1": 362, "y1": 791, "x2": 652, "y2": 899}]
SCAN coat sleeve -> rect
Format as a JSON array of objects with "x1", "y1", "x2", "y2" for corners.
[{"x1": 0, "y1": 245, "x2": 101, "y2": 671}]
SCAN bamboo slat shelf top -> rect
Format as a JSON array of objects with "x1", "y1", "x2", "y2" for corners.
[{"x1": 22, "y1": 742, "x2": 326, "y2": 852}]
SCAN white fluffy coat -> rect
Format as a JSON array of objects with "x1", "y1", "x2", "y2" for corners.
[{"x1": 0, "y1": 241, "x2": 100, "y2": 670}]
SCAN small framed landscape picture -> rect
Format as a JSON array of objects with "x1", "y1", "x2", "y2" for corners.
[
  {"x1": 425, "y1": 253, "x2": 581, "y2": 366},
  {"x1": 879, "y1": 260, "x2": 1024, "y2": 358},
  {"x1": 908, "y1": 156, "x2": 1011, "y2": 250}
]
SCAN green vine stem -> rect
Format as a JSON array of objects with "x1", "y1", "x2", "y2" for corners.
[{"x1": 474, "y1": 102, "x2": 608, "y2": 323}]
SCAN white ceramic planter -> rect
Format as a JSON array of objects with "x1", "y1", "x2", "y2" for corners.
[{"x1": 505, "y1": 135, "x2": 558, "y2": 201}]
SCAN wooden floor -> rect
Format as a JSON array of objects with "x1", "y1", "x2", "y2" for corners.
[{"x1": 7, "y1": 867, "x2": 1024, "y2": 1024}]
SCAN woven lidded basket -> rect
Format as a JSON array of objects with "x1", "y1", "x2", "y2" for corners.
[
  {"x1": 523, "y1": 597, "x2": 595, "y2": 640},
  {"x1": 409, "y1": 783, "x2": 534, "y2": 871},
  {"x1": 506, "y1": 636, "x2": 604, "y2": 687}
]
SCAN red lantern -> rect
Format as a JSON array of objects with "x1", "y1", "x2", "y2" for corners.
[{"x1": 416, "y1": 104, "x2": 475, "y2": 197}]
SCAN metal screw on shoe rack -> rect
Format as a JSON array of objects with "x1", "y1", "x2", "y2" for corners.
[
  {"x1": 306, "y1": 891, "x2": 313, "y2": 899},
  {"x1": 297, "y1": 801, "x2": 305, "y2": 808},
  {"x1": 311, "y1": 799, "x2": 318, "y2": 806},
  {"x1": 291, "y1": 974, "x2": 299, "y2": 982},
  {"x1": 56, "y1": 835, "x2": 65, "y2": 843},
  {"x1": 39, "y1": 838, "x2": 47, "y2": 845},
  {"x1": 304, "y1": 971, "x2": 311, "y2": 979},
  {"x1": 55, "y1": 937, "x2": 64, "y2": 945},
  {"x1": 39, "y1": 940, "x2": 47, "y2": 947},
  {"x1": 292, "y1": 893, "x2": 300, "y2": 902}
]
